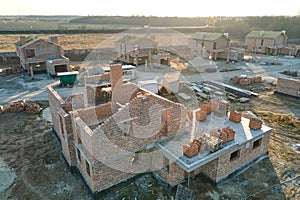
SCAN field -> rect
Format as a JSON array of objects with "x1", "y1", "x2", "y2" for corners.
[{"x1": 0, "y1": 34, "x2": 111, "y2": 53}]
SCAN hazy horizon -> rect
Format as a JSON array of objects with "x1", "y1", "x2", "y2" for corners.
[{"x1": 1, "y1": 0, "x2": 299, "y2": 17}]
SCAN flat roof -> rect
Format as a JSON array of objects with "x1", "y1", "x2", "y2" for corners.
[
  {"x1": 102, "y1": 65, "x2": 136, "y2": 72},
  {"x1": 156, "y1": 115, "x2": 272, "y2": 172},
  {"x1": 56, "y1": 71, "x2": 79, "y2": 76},
  {"x1": 138, "y1": 80, "x2": 159, "y2": 85}
]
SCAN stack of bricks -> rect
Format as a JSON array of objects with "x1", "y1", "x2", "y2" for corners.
[
  {"x1": 221, "y1": 126, "x2": 236, "y2": 142},
  {"x1": 239, "y1": 77, "x2": 253, "y2": 86},
  {"x1": 183, "y1": 139, "x2": 202, "y2": 158},
  {"x1": 230, "y1": 76, "x2": 240, "y2": 84},
  {"x1": 213, "y1": 100, "x2": 229, "y2": 117},
  {"x1": 230, "y1": 76, "x2": 262, "y2": 86},
  {"x1": 196, "y1": 109, "x2": 207, "y2": 121},
  {"x1": 229, "y1": 111, "x2": 242, "y2": 123},
  {"x1": 200, "y1": 104, "x2": 212, "y2": 114},
  {"x1": 9, "y1": 99, "x2": 26, "y2": 112},
  {"x1": 198, "y1": 132, "x2": 222, "y2": 152},
  {"x1": 205, "y1": 136, "x2": 222, "y2": 152},
  {"x1": 210, "y1": 126, "x2": 236, "y2": 144},
  {"x1": 249, "y1": 117, "x2": 263, "y2": 130},
  {"x1": 208, "y1": 101, "x2": 219, "y2": 112}
]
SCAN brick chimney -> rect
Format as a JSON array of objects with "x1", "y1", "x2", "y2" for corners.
[
  {"x1": 48, "y1": 36, "x2": 58, "y2": 44},
  {"x1": 20, "y1": 36, "x2": 26, "y2": 46},
  {"x1": 109, "y1": 63, "x2": 123, "y2": 91}
]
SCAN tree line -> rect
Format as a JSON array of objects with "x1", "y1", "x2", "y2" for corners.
[{"x1": 70, "y1": 16, "x2": 300, "y2": 40}]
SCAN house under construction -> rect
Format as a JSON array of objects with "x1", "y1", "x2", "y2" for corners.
[{"x1": 47, "y1": 63, "x2": 271, "y2": 196}]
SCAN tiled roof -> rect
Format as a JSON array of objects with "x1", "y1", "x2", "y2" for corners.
[
  {"x1": 15, "y1": 35, "x2": 37, "y2": 46},
  {"x1": 246, "y1": 31, "x2": 287, "y2": 39},
  {"x1": 191, "y1": 32, "x2": 227, "y2": 41}
]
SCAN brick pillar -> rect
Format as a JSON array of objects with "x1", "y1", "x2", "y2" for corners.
[{"x1": 109, "y1": 63, "x2": 123, "y2": 91}]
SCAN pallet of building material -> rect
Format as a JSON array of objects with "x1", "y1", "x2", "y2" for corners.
[
  {"x1": 183, "y1": 140, "x2": 201, "y2": 158},
  {"x1": 204, "y1": 136, "x2": 222, "y2": 152},
  {"x1": 221, "y1": 126, "x2": 236, "y2": 143}
]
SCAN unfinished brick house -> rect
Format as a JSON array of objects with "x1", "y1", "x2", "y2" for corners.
[
  {"x1": 245, "y1": 31, "x2": 298, "y2": 55},
  {"x1": 188, "y1": 32, "x2": 244, "y2": 61},
  {"x1": 115, "y1": 35, "x2": 171, "y2": 67},
  {"x1": 276, "y1": 77, "x2": 300, "y2": 98},
  {"x1": 15, "y1": 35, "x2": 69, "y2": 75},
  {"x1": 47, "y1": 63, "x2": 271, "y2": 196}
]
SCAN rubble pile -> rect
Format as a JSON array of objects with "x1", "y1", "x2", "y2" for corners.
[
  {"x1": 25, "y1": 101, "x2": 41, "y2": 114},
  {"x1": 0, "y1": 67, "x2": 21, "y2": 76},
  {"x1": 9, "y1": 100, "x2": 26, "y2": 112},
  {"x1": 9, "y1": 99, "x2": 41, "y2": 114}
]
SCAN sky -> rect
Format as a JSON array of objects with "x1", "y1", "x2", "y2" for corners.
[{"x1": 1, "y1": 0, "x2": 300, "y2": 17}]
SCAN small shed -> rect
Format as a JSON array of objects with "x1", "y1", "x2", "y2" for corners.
[
  {"x1": 101, "y1": 65, "x2": 136, "y2": 80},
  {"x1": 46, "y1": 58, "x2": 70, "y2": 76}
]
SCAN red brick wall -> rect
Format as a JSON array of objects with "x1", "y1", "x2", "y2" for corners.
[{"x1": 76, "y1": 102, "x2": 112, "y2": 125}]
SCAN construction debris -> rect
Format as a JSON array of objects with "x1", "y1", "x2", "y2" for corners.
[
  {"x1": 9, "y1": 100, "x2": 26, "y2": 112},
  {"x1": 9, "y1": 99, "x2": 41, "y2": 114},
  {"x1": 25, "y1": 101, "x2": 41, "y2": 114},
  {"x1": 0, "y1": 67, "x2": 21, "y2": 76}
]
